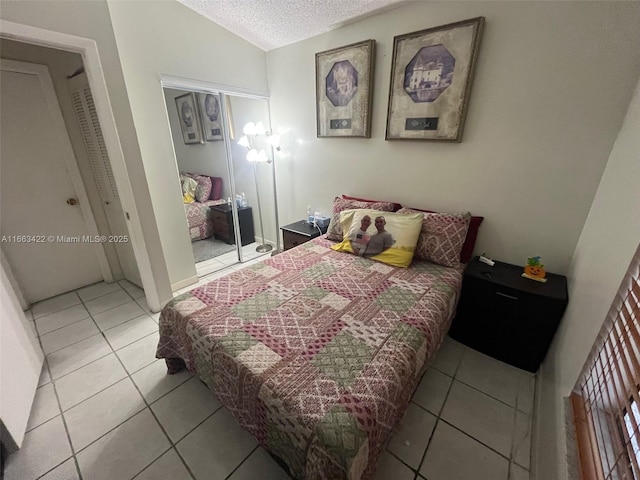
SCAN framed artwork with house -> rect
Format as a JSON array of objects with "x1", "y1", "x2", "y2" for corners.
[
  {"x1": 175, "y1": 92, "x2": 204, "y2": 144},
  {"x1": 315, "y1": 39, "x2": 375, "y2": 138},
  {"x1": 386, "y1": 17, "x2": 484, "y2": 142},
  {"x1": 197, "y1": 92, "x2": 223, "y2": 142}
]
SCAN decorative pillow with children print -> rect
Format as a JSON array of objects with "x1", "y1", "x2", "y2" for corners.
[
  {"x1": 331, "y1": 209, "x2": 423, "y2": 268},
  {"x1": 325, "y1": 197, "x2": 396, "y2": 241}
]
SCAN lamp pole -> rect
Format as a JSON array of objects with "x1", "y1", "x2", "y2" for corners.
[
  {"x1": 252, "y1": 160, "x2": 272, "y2": 253},
  {"x1": 270, "y1": 146, "x2": 281, "y2": 254}
]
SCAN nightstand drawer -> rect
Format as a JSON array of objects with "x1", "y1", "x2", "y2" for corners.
[
  {"x1": 280, "y1": 220, "x2": 327, "y2": 251},
  {"x1": 283, "y1": 231, "x2": 306, "y2": 250},
  {"x1": 211, "y1": 211, "x2": 227, "y2": 226}
]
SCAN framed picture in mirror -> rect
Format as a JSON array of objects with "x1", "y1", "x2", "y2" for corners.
[
  {"x1": 174, "y1": 92, "x2": 203, "y2": 144},
  {"x1": 315, "y1": 39, "x2": 375, "y2": 138},
  {"x1": 198, "y1": 93, "x2": 223, "y2": 142}
]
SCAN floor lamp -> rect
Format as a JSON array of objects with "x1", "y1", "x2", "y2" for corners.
[{"x1": 238, "y1": 122, "x2": 280, "y2": 253}]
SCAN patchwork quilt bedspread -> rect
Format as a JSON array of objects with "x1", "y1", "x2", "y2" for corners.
[{"x1": 156, "y1": 237, "x2": 463, "y2": 480}]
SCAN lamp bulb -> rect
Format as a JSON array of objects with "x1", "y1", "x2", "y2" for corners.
[
  {"x1": 257, "y1": 149, "x2": 268, "y2": 162},
  {"x1": 238, "y1": 135, "x2": 250, "y2": 148},
  {"x1": 255, "y1": 121, "x2": 266, "y2": 136},
  {"x1": 243, "y1": 122, "x2": 256, "y2": 136},
  {"x1": 267, "y1": 134, "x2": 281, "y2": 149},
  {"x1": 246, "y1": 149, "x2": 259, "y2": 162}
]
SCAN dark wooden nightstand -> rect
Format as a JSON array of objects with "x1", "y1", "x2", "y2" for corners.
[
  {"x1": 280, "y1": 221, "x2": 328, "y2": 250},
  {"x1": 210, "y1": 204, "x2": 255, "y2": 246},
  {"x1": 449, "y1": 256, "x2": 569, "y2": 372}
]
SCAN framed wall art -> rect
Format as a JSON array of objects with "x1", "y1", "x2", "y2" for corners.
[
  {"x1": 316, "y1": 39, "x2": 375, "y2": 138},
  {"x1": 197, "y1": 92, "x2": 223, "y2": 142},
  {"x1": 385, "y1": 17, "x2": 485, "y2": 142},
  {"x1": 174, "y1": 92, "x2": 203, "y2": 144}
]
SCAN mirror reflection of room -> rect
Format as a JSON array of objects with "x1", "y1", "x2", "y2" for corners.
[
  {"x1": 228, "y1": 95, "x2": 278, "y2": 254},
  {"x1": 163, "y1": 87, "x2": 240, "y2": 270}
]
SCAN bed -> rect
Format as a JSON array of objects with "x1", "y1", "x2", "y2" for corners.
[
  {"x1": 156, "y1": 236, "x2": 464, "y2": 479},
  {"x1": 180, "y1": 173, "x2": 226, "y2": 241}
]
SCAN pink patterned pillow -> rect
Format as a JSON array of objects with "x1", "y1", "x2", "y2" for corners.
[
  {"x1": 193, "y1": 175, "x2": 213, "y2": 203},
  {"x1": 326, "y1": 197, "x2": 396, "y2": 241},
  {"x1": 397, "y1": 207, "x2": 471, "y2": 267}
]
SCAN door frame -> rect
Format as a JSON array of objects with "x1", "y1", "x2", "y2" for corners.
[
  {"x1": 0, "y1": 19, "x2": 163, "y2": 311},
  {"x1": 1, "y1": 58, "x2": 113, "y2": 288}
]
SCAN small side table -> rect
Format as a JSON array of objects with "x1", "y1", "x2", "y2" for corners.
[
  {"x1": 210, "y1": 204, "x2": 255, "y2": 246},
  {"x1": 449, "y1": 256, "x2": 569, "y2": 372},
  {"x1": 281, "y1": 220, "x2": 327, "y2": 250}
]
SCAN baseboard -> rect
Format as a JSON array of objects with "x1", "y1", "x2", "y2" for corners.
[
  {"x1": 254, "y1": 235, "x2": 276, "y2": 248},
  {"x1": 171, "y1": 275, "x2": 198, "y2": 292}
]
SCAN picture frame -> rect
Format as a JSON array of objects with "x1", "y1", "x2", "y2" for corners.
[
  {"x1": 385, "y1": 17, "x2": 485, "y2": 142},
  {"x1": 197, "y1": 92, "x2": 223, "y2": 142},
  {"x1": 174, "y1": 92, "x2": 203, "y2": 144},
  {"x1": 315, "y1": 39, "x2": 375, "y2": 138}
]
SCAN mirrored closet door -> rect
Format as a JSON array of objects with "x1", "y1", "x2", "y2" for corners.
[
  {"x1": 227, "y1": 95, "x2": 278, "y2": 257},
  {"x1": 163, "y1": 86, "x2": 276, "y2": 278}
]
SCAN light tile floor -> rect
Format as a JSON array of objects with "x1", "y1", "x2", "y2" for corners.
[
  {"x1": 193, "y1": 243, "x2": 272, "y2": 279},
  {"x1": 5, "y1": 261, "x2": 534, "y2": 480}
]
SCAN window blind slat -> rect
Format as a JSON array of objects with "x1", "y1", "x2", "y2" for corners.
[
  {"x1": 597, "y1": 345, "x2": 631, "y2": 475},
  {"x1": 573, "y1": 245, "x2": 640, "y2": 480},
  {"x1": 602, "y1": 334, "x2": 640, "y2": 478}
]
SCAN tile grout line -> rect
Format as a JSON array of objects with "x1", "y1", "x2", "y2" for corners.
[
  {"x1": 34, "y1": 312, "x2": 91, "y2": 337},
  {"x1": 411, "y1": 350, "x2": 461, "y2": 480},
  {"x1": 446, "y1": 344, "x2": 526, "y2": 473},
  {"x1": 448, "y1": 376, "x2": 533, "y2": 416},
  {"x1": 49, "y1": 323, "x2": 169, "y2": 478},
  {"x1": 32, "y1": 278, "x2": 142, "y2": 321},
  {"x1": 222, "y1": 445, "x2": 260, "y2": 480},
  {"x1": 381, "y1": 343, "x2": 467, "y2": 480},
  {"x1": 43, "y1": 287, "x2": 147, "y2": 379},
  {"x1": 429, "y1": 358, "x2": 534, "y2": 416},
  {"x1": 38, "y1": 285, "x2": 146, "y2": 355},
  {"x1": 437, "y1": 418, "x2": 514, "y2": 465},
  {"x1": 18, "y1": 283, "x2": 146, "y2": 480},
  {"x1": 384, "y1": 449, "x2": 419, "y2": 478},
  {"x1": 34, "y1": 333, "x2": 84, "y2": 480},
  {"x1": 30, "y1": 291, "x2": 83, "y2": 320},
  {"x1": 106, "y1": 343, "x2": 217, "y2": 480},
  {"x1": 128, "y1": 445, "x2": 175, "y2": 480},
  {"x1": 53, "y1": 288, "x2": 134, "y2": 455},
  {"x1": 507, "y1": 414, "x2": 517, "y2": 480}
]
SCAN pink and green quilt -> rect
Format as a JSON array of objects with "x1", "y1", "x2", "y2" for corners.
[{"x1": 156, "y1": 237, "x2": 463, "y2": 479}]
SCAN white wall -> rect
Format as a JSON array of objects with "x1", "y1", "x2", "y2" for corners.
[
  {"x1": 0, "y1": 39, "x2": 126, "y2": 280},
  {"x1": 266, "y1": 1, "x2": 640, "y2": 275},
  {"x1": 535, "y1": 76, "x2": 640, "y2": 480},
  {"x1": 106, "y1": 0, "x2": 269, "y2": 288},
  {"x1": 0, "y1": 0, "x2": 173, "y2": 306}
]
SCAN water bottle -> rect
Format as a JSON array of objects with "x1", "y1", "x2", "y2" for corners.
[{"x1": 307, "y1": 205, "x2": 314, "y2": 224}]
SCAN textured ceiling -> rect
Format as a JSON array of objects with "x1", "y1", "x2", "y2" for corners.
[{"x1": 177, "y1": 0, "x2": 408, "y2": 51}]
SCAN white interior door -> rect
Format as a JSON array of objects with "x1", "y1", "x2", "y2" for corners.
[
  {"x1": 0, "y1": 261, "x2": 44, "y2": 452},
  {"x1": 0, "y1": 60, "x2": 108, "y2": 303}
]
